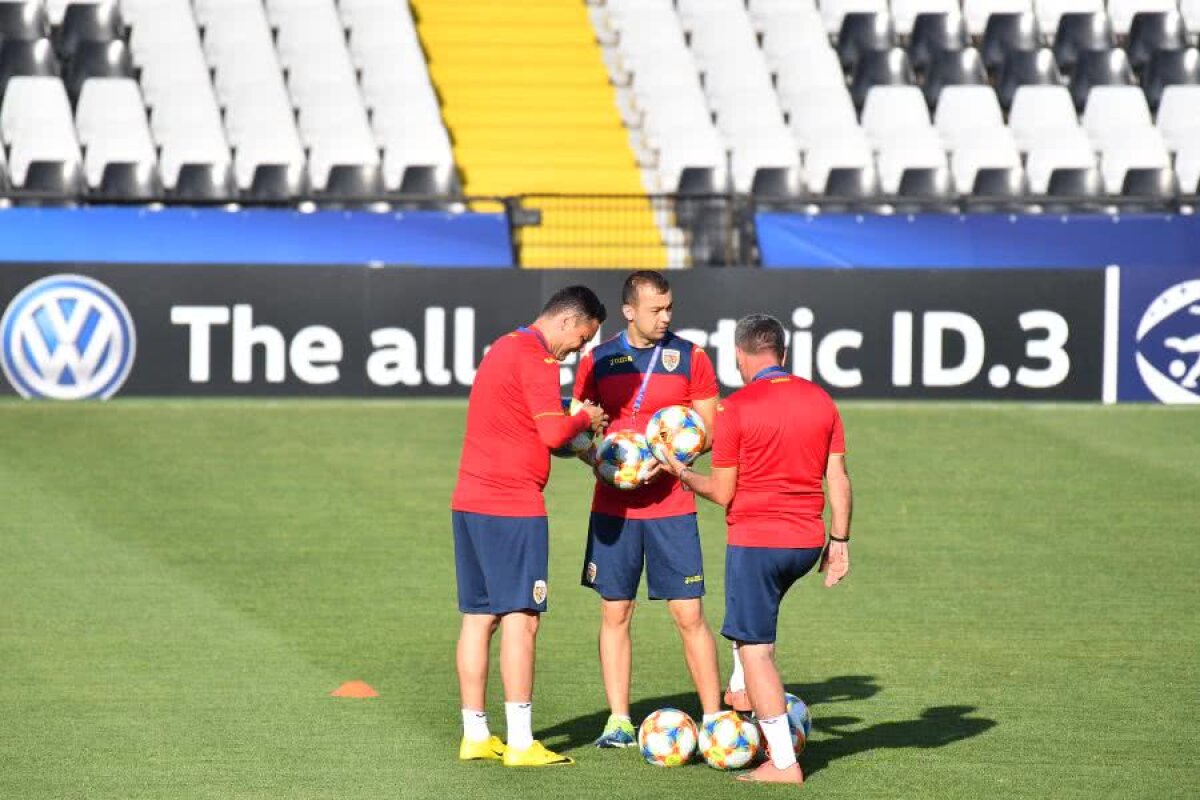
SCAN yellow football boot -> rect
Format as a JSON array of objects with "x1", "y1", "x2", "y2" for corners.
[
  {"x1": 458, "y1": 735, "x2": 506, "y2": 761},
  {"x1": 502, "y1": 740, "x2": 575, "y2": 767}
]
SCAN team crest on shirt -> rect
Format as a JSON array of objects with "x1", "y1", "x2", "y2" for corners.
[
  {"x1": 532, "y1": 580, "x2": 548, "y2": 605},
  {"x1": 586, "y1": 562, "x2": 598, "y2": 584},
  {"x1": 661, "y1": 349, "x2": 681, "y2": 372}
]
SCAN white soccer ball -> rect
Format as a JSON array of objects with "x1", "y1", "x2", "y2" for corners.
[
  {"x1": 698, "y1": 711, "x2": 762, "y2": 770},
  {"x1": 645, "y1": 404, "x2": 707, "y2": 466},
  {"x1": 595, "y1": 430, "x2": 656, "y2": 490},
  {"x1": 638, "y1": 708, "x2": 698, "y2": 767},
  {"x1": 552, "y1": 397, "x2": 594, "y2": 458}
]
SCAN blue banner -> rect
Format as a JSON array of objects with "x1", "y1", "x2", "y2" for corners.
[
  {"x1": 1115, "y1": 265, "x2": 1200, "y2": 404},
  {"x1": 756, "y1": 213, "x2": 1200, "y2": 269},
  {"x1": 0, "y1": 207, "x2": 513, "y2": 267}
]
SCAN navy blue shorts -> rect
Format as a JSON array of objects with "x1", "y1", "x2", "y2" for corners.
[
  {"x1": 453, "y1": 511, "x2": 549, "y2": 615},
  {"x1": 580, "y1": 512, "x2": 705, "y2": 601},
  {"x1": 721, "y1": 545, "x2": 824, "y2": 644}
]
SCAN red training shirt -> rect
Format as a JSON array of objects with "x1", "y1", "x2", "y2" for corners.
[
  {"x1": 574, "y1": 330, "x2": 719, "y2": 519},
  {"x1": 711, "y1": 368, "x2": 846, "y2": 548},
  {"x1": 452, "y1": 328, "x2": 590, "y2": 517}
]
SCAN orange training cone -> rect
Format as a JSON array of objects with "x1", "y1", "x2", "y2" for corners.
[{"x1": 331, "y1": 680, "x2": 378, "y2": 698}]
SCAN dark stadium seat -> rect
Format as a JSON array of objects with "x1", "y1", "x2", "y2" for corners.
[
  {"x1": 837, "y1": 12, "x2": 895, "y2": 72},
  {"x1": 1046, "y1": 166, "x2": 1104, "y2": 199},
  {"x1": 246, "y1": 164, "x2": 309, "y2": 202},
  {"x1": 969, "y1": 167, "x2": 1030, "y2": 211},
  {"x1": 172, "y1": 163, "x2": 236, "y2": 202},
  {"x1": 0, "y1": 38, "x2": 59, "y2": 99},
  {"x1": 981, "y1": 13, "x2": 1041, "y2": 74},
  {"x1": 65, "y1": 39, "x2": 133, "y2": 103},
  {"x1": 823, "y1": 167, "x2": 879, "y2": 199},
  {"x1": 997, "y1": 48, "x2": 1063, "y2": 110},
  {"x1": 93, "y1": 162, "x2": 162, "y2": 201},
  {"x1": 1143, "y1": 48, "x2": 1200, "y2": 110},
  {"x1": 0, "y1": 1, "x2": 48, "y2": 41},
  {"x1": 54, "y1": 0, "x2": 123, "y2": 60},
  {"x1": 676, "y1": 165, "x2": 725, "y2": 195},
  {"x1": 923, "y1": 48, "x2": 988, "y2": 107},
  {"x1": 1121, "y1": 167, "x2": 1179, "y2": 199},
  {"x1": 851, "y1": 48, "x2": 916, "y2": 109},
  {"x1": 750, "y1": 166, "x2": 805, "y2": 200},
  {"x1": 1069, "y1": 49, "x2": 1136, "y2": 110},
  {"x1": 1053, "y1": 12, "x2": 1114, "y2": 75},
  {"x1": 21, "y1": 159, "x2": 84, "y2": 199},
  {"x1": 897, "y1": 167, "x2": 954, "y2": 204},
  {"x1": 1127, "y1": 12, "x2": 1188, "y2": 73},
  {"x1": 908, "y1": 12, "x2": 969, "y2": 75},
  {"x1": 320, "y1": 164, "x2": 385, "y2": 202}
]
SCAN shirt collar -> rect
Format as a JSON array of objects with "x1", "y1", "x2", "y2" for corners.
[{"x1": 751, "y1": 365, "x2": 789, "y2": 382}]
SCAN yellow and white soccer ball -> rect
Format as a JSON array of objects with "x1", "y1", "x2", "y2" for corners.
[
  {"x1": 638, "y1": 708, "x2": 698, "y2": 767},
  {"x1": 552, "y1": 397, "x2": 594, "y2": 458},
  {"x1": 595, "y1": 430, "x2": 656, "y2": 490},
  {"x1": 645, "y1": 404, "x2": 707, "y2": 466},
  {"x1": 698, "y1": 711, "x2": 761, "y2": 770}
]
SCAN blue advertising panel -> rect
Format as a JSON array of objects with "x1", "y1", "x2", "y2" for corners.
[
  {"x1": 756, "y1": 213, "x2": 1200, "y2": 269},
  {"x1": 0, "y1": 207, "x2": 514, "y2": 267},
  {"x1": 1115, "y1": 266, "x2": 1200, "y2": 404}
]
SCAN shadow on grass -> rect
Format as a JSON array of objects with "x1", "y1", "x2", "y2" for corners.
[{"x1": 539, "y1": 674, "x2": 996, "y2": 774}]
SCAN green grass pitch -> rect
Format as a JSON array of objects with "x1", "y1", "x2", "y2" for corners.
[{"x1": 0, "y1": 400, "x2": 1196, "y2": 799}]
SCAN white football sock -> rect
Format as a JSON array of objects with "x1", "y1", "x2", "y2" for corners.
[
  {"x1": 728, "y1": 643, "x2": 746, "y2": 692},
  {"x1": 702, "y1": 712, "x2": 721, "y2": 725},
  {"x1": 461, "y1": 709, "x2": 490, "y2": 742},
  {"x1": 505, "y1": 702, "x2": 533, "y2": 750},
  {"x1": 759, "y1": 714, "x2": 798, "y2": 769}
]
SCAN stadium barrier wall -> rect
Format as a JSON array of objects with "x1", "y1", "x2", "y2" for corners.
[
  {"x1": 1, "y1": 264, "x2": 1134, "y2": 401},
  {"x1": 755, "y1": 213, "x2": 1200, "y2": 269},
  {"x1": 0, "y1": 207, "x2": 515, "y2": 267}
]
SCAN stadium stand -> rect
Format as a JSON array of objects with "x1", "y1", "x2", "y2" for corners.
[{"x1": 0, "y1": 0, "x2": 1193, "y2": 267}]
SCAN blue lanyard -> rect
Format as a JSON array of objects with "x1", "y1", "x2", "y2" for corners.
[
  {"x1": 517, "y1": 325, "x2": 551, "y2": 356},
  {"x1": 623, "y1": 332, "x2": 663, "y2": 421},
  {"x1": 752, "y1": 365, "x2": 789, "y2": 382}
]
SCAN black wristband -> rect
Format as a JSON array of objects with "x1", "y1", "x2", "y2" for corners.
[{"x1": 828, "y1": 534, "x2": 850, "y2": 543}]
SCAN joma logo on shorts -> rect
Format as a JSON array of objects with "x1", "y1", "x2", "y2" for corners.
[
  {"x1": 609, "y1": 355, "x2": 634, "y2": 365},
  {"x1": 684, "y1": 575, "x2": 703, "y2": 585}
]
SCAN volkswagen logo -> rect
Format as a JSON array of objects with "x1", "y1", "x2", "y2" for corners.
[{"x1": 1, "y1": 274, "x2": 136, "y2": 400}]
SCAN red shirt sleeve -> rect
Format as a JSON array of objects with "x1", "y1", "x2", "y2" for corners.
[
  {"x1": 711, "y1": 397, "x2": 742, "y2": 468},
  {"x1": 523, "y1": 350, "x2": 588, "y2": 449},
  {"x1": 689, "y1": 346, "x2": 719, "y2": 401},
  {"x1": 573, "y1": 350, "x2": 597, "y2": 403},
  {"x1": 829, "y1": 403, "x2": 846, "y2": 455}
]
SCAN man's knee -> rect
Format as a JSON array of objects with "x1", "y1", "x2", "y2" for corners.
[
  {"x1": 669, "y1": 599, "x2": 707, "y2": 633},
  {"x1": 600, "y1": 599, "x2": 635, "y2": 628}
]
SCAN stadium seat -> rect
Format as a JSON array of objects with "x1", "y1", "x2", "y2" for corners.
[
  {"x1": 0, "y1": 74, "x2": 69, "y2": 145},
  {"x1": 1143, "y1": 48, "x2": 1200, "y2": 111},
  {"x1": 897, "y1": 167, "x2": 956, "y2": 208},
  {"x1": 820, "y1": 0, "x2": 889, "y2": 35},
  {"x1": 1108, "y1": 0, "x2": 1178, "y2": 35},
  {"x1": 997, "y1": 48, "x2": 1064, "y2": 109},
  {"x1": 981, "y1": 13, "x2": 1042, "y2": 74},
  {"x1": 64, "y1": 39, "x2": 133, "y2": 103},
  {"x1": 1176, "y1": 139, "x2": 1200, "y2": 192},
  {"x1": 892, "y1": 0, "x2": 960, "y2": 35},
  {"x1": 319, "y1": 164, "x2": 384, "y2": 202},
  {"x1": 1097, "y1": 128, "x2": 1171, "y2": 192},
  {"x1": 935, "y1": 86, "x2": 1007, "y2": 147},
  {"x1": 908, "y1": 13, "x2": 969, "y2": 75},
  {"x1": 1156, "y1": 85, "x2": 1200, "y2": 151},
  {"x1": 861, "y1": 85, "x2": 933, "y2": 149},
  {"x1": 1127, "y1": 12, "x2": 1189, "y2": 73},
  {"x1": 923, "y1": 48, "x2": 989, "y2": 106},
  {"x1": 823, "y1": 166, "x2": 881, "y2": 199},
  {"x1": 170, "y1": 162, "x2": 235, "y2": 201},
  {"x1": 950, "y1": 131, "x2": 1022, "y2": 192},
  {"x1": 877, "y1": 133, "x2": 949, "y2": 193},
  {"x1": 1034, "y1": 0, "x2": 1104, "y2": 36},
  {"x1": 760, "y1": 13, "x2": 831, "y2": 68},
  {"x1": 1052, "y1": 12, "x2": 1114, "y2": 75},
  {"x1": 804, "y1": 127, "x2": 876, "y2": 193},
  {"x1": 1082, "y1": 85, "x2": 1154, "y2": 147},
  {"x1": 786, "y1": 86, "x2": 860, "y2": 150},
  {"x1": 775, "y1": 47, "x2": 849, "y2": 98},
  {"x1": 1045, "y1": 165, "x2": 1104, "y2": 202},
  {"x1": 963, "y1": 0, "x2": 1033, "y2": 36},
  {"x1": 837, "y1": 12, "x2": 895, "y2": 72},
  {"x1": 969, "y1": 166, "x2": 1030, "y2": 205},
  {"x1": 0, "y1": 39, "x2": 60, "y2": 98},
  {"x1": 1009, "y1": 85, "x2": 1082, "y2": 150},
  {"x1": 55, "y1": 0, "x2": 122, "y2": 59},
  {"x1": 1120, "y1": 166, "x2": 1179, "y2": 199},
  {"x1": 0, "y1": 1, "x2": 48, "y2": 40},
  {"x1": 1184, "y1": 0, "x2": 1200, "y2": 33},
  {"x1": 851, "y1": 48, "x2": 917, "y2": 108},
  {"x1": 1069, "y1": 49, "x2": 1136, "y2": 109},
  {"x1": 19, "y1": 157, "x2": 83, "y2": 196},
  {"x1": 750, "y1": 165, "x2": 806, "y2": 200},
  {"x1": 1026, "y1": 128, "x2": 1098, "y2": 191},
  {"x1": 92, "y1": 161, "x2": 160, "y2": 200}
]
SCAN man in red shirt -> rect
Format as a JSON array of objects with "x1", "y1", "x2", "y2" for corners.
[
  {"x1": 661, "y1": 314, "x2": 853, "y2": 786},
  {"x1": 572, "y1": 270, "x2": 723, "y2": 747},
  {"x1": 451, "y1": 286, "x2": 608, "y2": 767}
]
